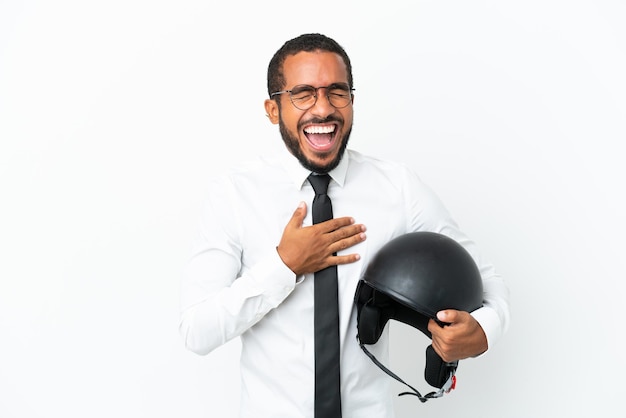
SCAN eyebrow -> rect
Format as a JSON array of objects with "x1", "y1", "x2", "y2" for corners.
[{"x1": 291, "y1": 82, "x2": 351, "y2": 90}]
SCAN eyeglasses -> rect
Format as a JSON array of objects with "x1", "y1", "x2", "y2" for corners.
[{"x1": 270, "y1": 83, "x2": 354, "y2": 110}]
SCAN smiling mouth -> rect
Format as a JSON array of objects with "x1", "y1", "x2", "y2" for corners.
[{"x1": 303, "y1": 124, "x2": 337, "y2": 150}]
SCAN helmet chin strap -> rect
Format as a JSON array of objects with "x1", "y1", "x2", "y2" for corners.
[{"x1": 357, "y1": 337, "x2": 458, "y2": 403}]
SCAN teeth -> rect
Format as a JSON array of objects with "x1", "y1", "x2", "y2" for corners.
[{"x1": 304, "y1": 125, "x2": 336, "y2": 134}]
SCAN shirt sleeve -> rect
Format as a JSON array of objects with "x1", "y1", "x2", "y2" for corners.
[
  {"x1": 178, "y1": 176, "x2": 297, "y2": 355},
  {"x1": 402, "y1": 165, "x2": 511, "y2": 352}
]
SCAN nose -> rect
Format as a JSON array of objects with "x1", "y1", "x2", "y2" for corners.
[{"x1": 309, "y1": 87, "x2": 335, "y2": 118}]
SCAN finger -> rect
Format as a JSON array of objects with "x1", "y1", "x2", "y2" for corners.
[
  {"x1": 287, "y1": 201, "x2": 307, "y2": 229},
  {"x1": 427, "y1": 318, "x2": 441, "y2": 334},
  {"x1": 329, "y1": 229, "x2": 367, "y2": 253},
  {"x1": 330, "y1": 223, "x2": 367, "y2": 240},
  {"x1": 328, "y1": 253, "x2": 362, "y2": 266},
  {"x1": 436, "y1": 309, "x2": 460, "y2": 324},
  {"x1": 318, "y1": 216, "x2": 355, "y2": 232}
]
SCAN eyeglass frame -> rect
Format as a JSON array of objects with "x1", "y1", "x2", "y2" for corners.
[{"x1": 270, "y1": 83, "x2": 355, "y2": 110}]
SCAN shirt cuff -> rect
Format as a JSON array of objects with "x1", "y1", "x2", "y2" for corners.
[
  {"x1": 251, "y1": 249, "x2": 298, "y2": 308},
  {"x1": 470, "y1": 305, "x2": 503, "y2": 357}
]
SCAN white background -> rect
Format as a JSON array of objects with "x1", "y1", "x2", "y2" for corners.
[{"x1": 1, "y1": 1, "x2": 625, "y2": 417}]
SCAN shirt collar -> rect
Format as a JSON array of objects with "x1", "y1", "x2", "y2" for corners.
[{"x1": 278, "y1": 146, "x2": 350, "y2": 191}]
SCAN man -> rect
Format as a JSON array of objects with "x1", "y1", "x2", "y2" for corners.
[{"x1": 179, "y1": 33, "x2": 510, "y2": 417}]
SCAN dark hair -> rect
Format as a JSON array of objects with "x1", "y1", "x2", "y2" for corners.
[{"x1": 267, "y1": 33, "x2": 353, "y2": 98}]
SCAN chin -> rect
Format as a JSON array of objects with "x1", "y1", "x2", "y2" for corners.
[{"x1": 303, "y1": 151, "x2": 343, "y2": 174}]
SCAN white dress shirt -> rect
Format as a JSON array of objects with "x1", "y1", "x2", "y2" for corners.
[{"x1": 179, "y1": 147, "x2": 510, "y2": 417}]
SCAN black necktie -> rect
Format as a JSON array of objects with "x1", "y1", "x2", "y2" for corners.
[{"x1": 308, "y1": 174, "x2": 342, "y2": 418}]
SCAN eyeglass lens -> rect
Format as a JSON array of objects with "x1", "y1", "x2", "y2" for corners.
[{"x1": 290, "y1": 84, "x2": 352, "y2": 110}]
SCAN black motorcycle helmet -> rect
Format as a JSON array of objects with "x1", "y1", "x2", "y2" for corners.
[{"x1": 354, "y1": 231, "x2": 484, "y2": 402}]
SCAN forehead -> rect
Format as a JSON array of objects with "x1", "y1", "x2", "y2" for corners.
[{"x1": 282, "y1": 51, "x2": 349, "y2": 88}]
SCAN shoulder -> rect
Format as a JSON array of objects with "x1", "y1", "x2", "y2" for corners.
[
  {"x1": 346, "y1": 149, "x2": 422, "y2": 184},
  {"x1": 211, "y1": 153, "x2": 285, "y2": 186}
]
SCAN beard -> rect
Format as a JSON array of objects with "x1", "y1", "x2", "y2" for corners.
[{"x1": 278, "y1": 115, "x2": 352, "y2": 174}]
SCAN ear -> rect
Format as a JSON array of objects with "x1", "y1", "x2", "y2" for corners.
[{"x1": 264, "y1": 99, "x2": 280, "y2": 124}]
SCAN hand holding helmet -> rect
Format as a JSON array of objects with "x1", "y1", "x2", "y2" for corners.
[{"x1": 428, "y1": 309, "x2": 487, "y2": 363}]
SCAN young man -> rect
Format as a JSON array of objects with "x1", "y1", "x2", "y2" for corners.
[{"x1": 180, "y1": 33, "x2": 510, "y2": 417}]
